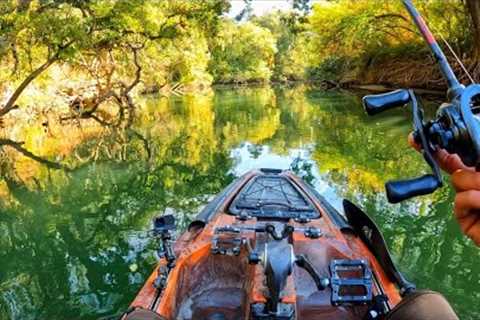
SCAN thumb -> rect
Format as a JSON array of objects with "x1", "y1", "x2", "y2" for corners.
[{"x1": 408, "y1": 132, "x2": 421, "y2": 151}]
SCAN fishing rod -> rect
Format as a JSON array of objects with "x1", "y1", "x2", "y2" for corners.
[
  {"x1": 362, "y1": 0, "x2": 480, "y2": 203},
  {"x1": 403, "y1": 0, "x2": 464, "y2": 98}
]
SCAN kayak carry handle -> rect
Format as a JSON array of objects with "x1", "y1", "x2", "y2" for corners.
[
  {"x1": 386, "y1": 174, "x2": 442, "y2": 203},
  {"x1": 362, "y1": 89, "x2": 411, "y2": 115}
]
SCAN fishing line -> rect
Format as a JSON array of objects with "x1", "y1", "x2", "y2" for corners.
[{"x1": 435, "y1": 29, "x2": 475, "y2": 84}]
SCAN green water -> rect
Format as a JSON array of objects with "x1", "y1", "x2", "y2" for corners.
[{"x1": 0, "y1": 86, "x2": 478, "y2": 319}]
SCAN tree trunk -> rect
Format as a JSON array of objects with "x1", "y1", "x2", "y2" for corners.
[
  {"x1": 0, "y1": 55, "x2": 58, "y2": 117},
  {"x1": 466, "y1": 0, "x2": 480, "y2": 62}
]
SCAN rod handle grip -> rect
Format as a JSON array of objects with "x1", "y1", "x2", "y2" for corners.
[
  {"x1": 363, "y1": 89, "x2": 410, "y2": 116},
  {"x1": 386, "y1": 174, "x2": 441, "y2": 203}
]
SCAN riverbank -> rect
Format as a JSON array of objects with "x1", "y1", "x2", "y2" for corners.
[
  {"x1": 212, "y1": 78, "x2": 445, "y2": 97},
  {"x1": 338, "y1": 55, "x2": 474, "y2": 93}
]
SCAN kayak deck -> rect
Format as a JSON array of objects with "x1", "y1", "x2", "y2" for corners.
[{"x1": 129, "y1": 169, "x2": 402, "y2": 319}]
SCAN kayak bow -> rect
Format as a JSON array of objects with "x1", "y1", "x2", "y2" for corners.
[{"x1": 127, "y1": 169, "x2": 411, "y2": 319}]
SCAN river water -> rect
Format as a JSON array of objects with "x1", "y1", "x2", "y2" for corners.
[{"x1": 0, "y1": 85, "x2": 478, "y2": 319}]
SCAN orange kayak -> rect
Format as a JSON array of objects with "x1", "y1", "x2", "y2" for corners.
[{"x1": 121, "y1": 169, "x2": 457, "y2": 320}]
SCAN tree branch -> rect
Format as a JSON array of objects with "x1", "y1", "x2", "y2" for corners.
[
  {"x1": 10, "y1": 43, "x2": 19, "y2": 76},
  {"x1": 0, "y1": 37, "x2": 75, "y2": 118},
  {"x1": 373, "y1": 13, "x2": 410, "y2": 22},
  {"x1": 124, "y1": 44, "x2": 143, "y2": 93},
  {"x1": 0, "y1": 54, "x2": 57, "y2": 117},
  {"x1": 371, "y1": 14, "x2": 416, "y2": 35}
]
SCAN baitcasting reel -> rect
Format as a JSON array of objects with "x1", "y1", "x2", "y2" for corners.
[
  {"x1": 362, "y1": 0, "x2": 480, "y2": 203},
  {"x1": 363, "y1": 86, "x2": 480, "y2": 203}
]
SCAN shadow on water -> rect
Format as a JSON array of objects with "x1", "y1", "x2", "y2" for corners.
[{"x1": 0, "y1": 85, "x2": 478, "y2": 319}]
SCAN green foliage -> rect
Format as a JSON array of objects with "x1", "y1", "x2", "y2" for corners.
[
  {"x1": 308, "y1": 1, "x2": 402, "y2": 67},
  {"x1": 208, "y1": 9, "x2": 313, "y2": 84},
  {"x1": 252, "y1": 11, "x2": 311, "y2": 81},
  {"x1": 306, "y1": 0, "x2": 472, "y2": 85},
  {"x1": 0, "y1": 0, "x2": 229, "y2": 117},
  {"x1": 0, "y1": 0, "x2": 477, "y2": 107},
  {"x1": 306, "y1": 56, "x2": 349, "y2": 81},
  {"x1": 209, "y1": 20, "x2": 277, "y2": 83},
  {"x1": 143, "y1": 26, "x2": 213, "y2": 88}
]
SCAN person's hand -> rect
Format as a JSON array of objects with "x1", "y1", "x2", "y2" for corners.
[
  {"x1": 408, "y1": 133, "x2": 480, "y2": 246},
  {"x1": 407, "y1": 134, "x2": 470, "y2": 174},
  {"x1": 451, "y1": 170, "x2": 480, "y2": 246}
]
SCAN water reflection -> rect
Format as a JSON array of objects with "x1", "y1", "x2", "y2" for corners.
[{"x1": 0, "y1": 86, "x2": 478, "y2": 319}]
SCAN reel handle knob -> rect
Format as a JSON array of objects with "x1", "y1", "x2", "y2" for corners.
[
  {"x1": 363, "y1": 89, "x2": 411, "y2": 115},
  {"x1": 386, "y1": 174, "x2": 442, "y2": 203}
]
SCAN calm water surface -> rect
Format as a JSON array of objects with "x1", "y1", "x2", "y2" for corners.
[{"x1": 0, "y1": 86, "x2": 478, "y2": 319}]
